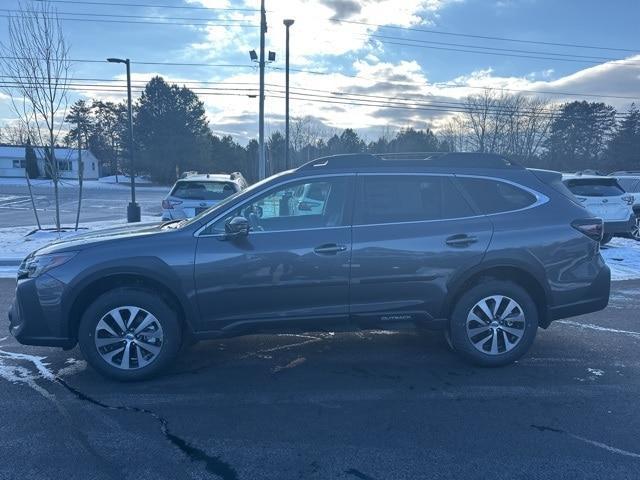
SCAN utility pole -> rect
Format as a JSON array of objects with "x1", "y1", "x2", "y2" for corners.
[
  {"x1": 283, "y1": 19, "x2": 294, "y2": 170},
  {"x1": 75, "y1": 118, "x2": 84, "y2": 231},
  {"x1": 258, "y1": 0, "x2": 266, "y2": 180},
  {"x1": 107, "y1": 57, "x2": 140, "y2": 222}
]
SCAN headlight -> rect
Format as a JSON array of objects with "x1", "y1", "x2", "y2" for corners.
[{"x1": 17, "y1": 252, "x2": 78, "y2": 279}]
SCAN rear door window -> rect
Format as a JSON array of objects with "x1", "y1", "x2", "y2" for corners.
[
  {"x1": 456, "y1": 177, "x2": 537, "y2": 214},
  {"x1": 354, "y1": 175, "x2": 474, "y2": 225},
  {"x1": 564, "y1": 179, "x2": 624, "y2": 197}
]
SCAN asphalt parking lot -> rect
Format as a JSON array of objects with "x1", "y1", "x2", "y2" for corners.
[
  {"x1": 1, "y1": 277, "x2": 639, "y2": 480},
  {"x1": 0, "y1": 183, "x2": 167, "y2": 227}
]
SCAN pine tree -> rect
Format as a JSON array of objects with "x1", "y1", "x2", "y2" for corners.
[
  {"x1": 607, "y1": 103, "x2": 640, "y2": 171},
  {"x1": 25, "y1": 138, "x2": 39, "y2": 178}
]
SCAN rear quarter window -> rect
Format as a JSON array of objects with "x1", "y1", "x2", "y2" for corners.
[{"x1": 456, "y1": 177, "x2": 537, "y2": 214}]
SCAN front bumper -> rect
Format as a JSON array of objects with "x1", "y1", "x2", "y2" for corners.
[
  {"x1": 8, "y1": 274, "x2": 75, "y2": 348},
  {"x1": 603, "y1": 216, "x2": 635, "y2": 235}
]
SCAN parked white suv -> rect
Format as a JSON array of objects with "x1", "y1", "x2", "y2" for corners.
[
  {"x1": 609, "y1": 173, "x2": 640, "y2": 240},
  {"x1": 162, "y1": 172, "x2": 248, "y2": 221},
  {"x1": 562, "y1": 174, "x2": 635, "y2": 244}
]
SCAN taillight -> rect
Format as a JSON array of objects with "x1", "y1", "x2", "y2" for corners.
[
  {"x1": 571, "y1": 218, "x2": 603, "y2": 242},
  {"x1": 622, "y1": 195, "x2": 635, "y2": 205},
  {"x1": 162, "y1": 199, "x2": 182, "y2": 209}
]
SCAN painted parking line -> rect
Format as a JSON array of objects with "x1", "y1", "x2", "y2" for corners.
[{"x1": 557, "y1": 320, "x2": 640, "y2": 339}]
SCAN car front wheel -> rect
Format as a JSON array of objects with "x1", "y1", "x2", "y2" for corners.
[
  {"x1": 448, "y1": 280, "x2": 538, "y2": 367},
  {"x1": 78, "y1": 288, "x2": 182, "y2": 381}
]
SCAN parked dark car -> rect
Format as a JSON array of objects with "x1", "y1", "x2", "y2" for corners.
[{"x1": 8, "y1": 153, "x2": 611, "y2": 380}]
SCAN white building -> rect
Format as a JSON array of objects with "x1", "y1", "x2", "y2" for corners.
[{"x1": 0, "y1": 145, "x2": 100, "y2": 180}]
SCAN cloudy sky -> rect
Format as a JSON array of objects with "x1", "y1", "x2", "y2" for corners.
[{"x1": 1, "y1": 0, "x2": 639, "y2": 143}]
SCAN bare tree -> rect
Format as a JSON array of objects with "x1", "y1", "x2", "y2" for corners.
[
  {"x1": 1, "y1": 122, "x2": 31, "y2": 144},
  {"x1": 0, "y1": 0, "x2": 72, "y2": 230},
  {"x1": 441, "y1": 90, "x2": 556, "y2": 163}
]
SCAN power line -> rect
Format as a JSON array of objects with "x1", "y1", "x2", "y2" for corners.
[
  {"x1": 0, "y1": 56, "x2": 255, "y2": 68},
  {"x1": 357, "y1": 36, "x2": 640, "y2": 68},
  {"x1": 266, "y1": 89, "x2": 630, "y2": 119},
  {"x1": 331, "y1": 18, "x2": 640, "y2": 54},
  {"x1": 0, "y1": 69, "x2": 637, "y2": 104},
  {"x1": 32, "y1": 0, "x2": 259, "y2": 12},
  {"x1": 363, "y1": 32, "x2": 629, "y2": 63},
  {"x1": 2, "y1": 9, "x2": 256, "y2": 23},
  {"x1": 0, "y1": 13, "x2": 259, "y2": 28}
]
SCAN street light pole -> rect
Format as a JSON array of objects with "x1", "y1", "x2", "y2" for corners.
[
  {"x1": 258, "y1": 0, "x2": 266, "y2": 180},
  {"x1": 283, "y1": 19, "x2": 294, "y2": 170},
  {"x1": 107, "y1": 57, "x2": 140, "y2": 222}
]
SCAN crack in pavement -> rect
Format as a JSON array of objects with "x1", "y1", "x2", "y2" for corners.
[
  {"x1": 0, "y1": 349, "x2": 121, "y2": 479},
  {"x1": 56, "y1": 378, "x2": 239, "y2": 480},
  {"x1": 345, "y1": 468, "x2": 379, "y2": 480},
  {"x1": 239, "y1": 333, "x2": 326, "y2": 360},
  {"x1": 0, "y1": 347, "x2": 239, "y2": 480},
  {"x1": 531, "y1": 425, "x2": 640, "y2": 459}
]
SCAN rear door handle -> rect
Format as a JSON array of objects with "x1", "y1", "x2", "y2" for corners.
[
  {"x1": 446, "y1": 234, "x2": 478, "y2": 247},
  {"x1": 314, "y1": 243, "x2": 348, "y2": 255}
]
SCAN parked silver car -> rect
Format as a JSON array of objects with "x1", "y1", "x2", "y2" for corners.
[
  {"x1": 609, "y1": 174, "x2": 640, "y2": 240},
  {"x1": 161, "y1": 172, "x2": 247, "y2": 220}
]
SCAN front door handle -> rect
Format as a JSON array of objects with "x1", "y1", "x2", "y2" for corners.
[
  {"x1": 446, "y1": 234, "x2": 478, "y2": 247},
  {"x1": 314, "y1": 243, "x2": 348, "y2": 255}
]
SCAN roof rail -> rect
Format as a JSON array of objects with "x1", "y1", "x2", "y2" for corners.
[{"x1": 297, "y1": 152, "x2": 520, "y2": 171}]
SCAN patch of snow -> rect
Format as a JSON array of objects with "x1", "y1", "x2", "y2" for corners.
[
  {"x1": 0, "y1": 216, "x2": 159, "y2": 278},
  {"x1": 600, "y1": 238, "x2": 640, "y2": 281}
]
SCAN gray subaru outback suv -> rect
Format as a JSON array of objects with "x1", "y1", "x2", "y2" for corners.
[{"x1": 9, "y1": 153, "x2": 610, "y2": 380}]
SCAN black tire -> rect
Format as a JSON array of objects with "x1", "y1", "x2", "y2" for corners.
[
  {"x1": 601, "y1": 233, "x2": 613, "y2": 245},
  {"x1": 448, "y1": 280, "x2": 538, "y2": 367},
  {"x1": 78, "y1": 288, "x2": 182, "y2": 381}
]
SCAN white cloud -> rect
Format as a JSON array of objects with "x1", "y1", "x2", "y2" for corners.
[{"x1": 185, "y1": 0, "x2": 461, "y2": 63}]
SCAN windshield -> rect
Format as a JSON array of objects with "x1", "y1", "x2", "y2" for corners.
[
  {"x1": 564, "y1": 179, "x2": 624, "y2": 197},
  {"x1": 170, "y1": 180, "x2": 237, "y2": 200}
]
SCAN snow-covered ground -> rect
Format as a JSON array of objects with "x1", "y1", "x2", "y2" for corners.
[
  {"x1": 0, "y1": 217, "x2": 159, "y2": 276},
  {"x1": 600, "y1": 238, "x2": 640, "y2": 281},
  {"x1": 0, "y1": 175, "x2": 167, "y2": 191}
]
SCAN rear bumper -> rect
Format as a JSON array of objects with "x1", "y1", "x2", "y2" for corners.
[
  {"x1": 603, "y1": 216, "x2": 635, "y2": 235},
  {"x1": 548, "y1": 263, "x2": 610, "y2": 322}
]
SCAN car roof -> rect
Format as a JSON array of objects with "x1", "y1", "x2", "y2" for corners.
[
  {"x1": 610, "y1": 174, "x2": 640, "y2": 180},
  {"x1": 562, "y1": 174, "x2": 615, "y2": 181},
  {"x1": 296, "y1": 152, "x2": 522, "y2": 172},
  {"x1": 176, "y1": 174, "x2": 235, "y2": 182}
]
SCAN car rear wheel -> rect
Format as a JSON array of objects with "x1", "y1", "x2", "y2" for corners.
[
  {"x1": 78, "y1": 288, "x2": 182, "y2": 381},
  {"x1": 448, "y1": 280, "x2": 538, "y2": 367}
]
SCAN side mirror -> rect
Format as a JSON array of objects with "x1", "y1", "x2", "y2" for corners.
[{"x1": 224, "y1": 216, "x2": 249, "y2": 239}]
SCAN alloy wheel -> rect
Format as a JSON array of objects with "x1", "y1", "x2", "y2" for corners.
[
  {"x1": 632, "y1": 216, "x2": 640, "y2": 241},
  {"x1": 466, "y1": 295, "x2": 526, "y2": 355},
  {"x1": 94, "y1": 306, "x2": 164, "y2": 370}
]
